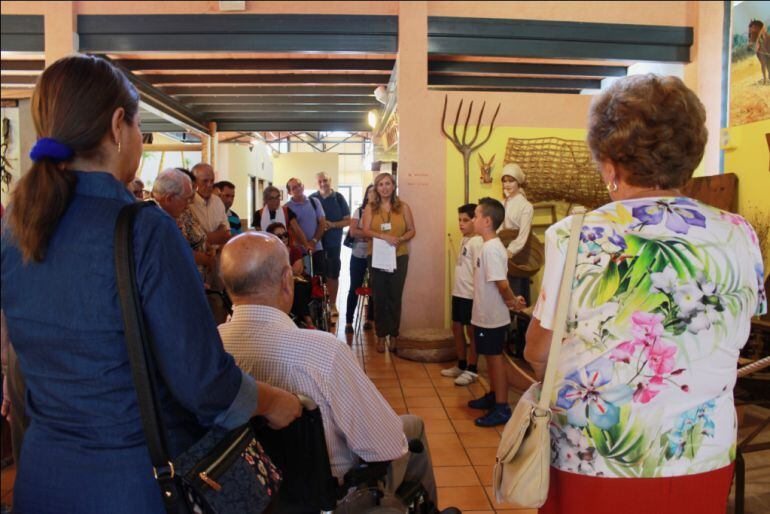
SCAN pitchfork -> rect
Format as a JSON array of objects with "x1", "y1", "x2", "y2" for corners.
[{"x1": 440, "y1": 95, "x2": 501, "y2": 203}]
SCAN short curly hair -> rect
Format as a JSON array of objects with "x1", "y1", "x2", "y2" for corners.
[{"x1": 587, "y1": 74, "x2": 707, "y2": 189}]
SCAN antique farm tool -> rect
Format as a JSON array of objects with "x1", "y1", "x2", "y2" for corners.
[{"x1": 441, "y1": 95, "x2": 501, "y2": 203}]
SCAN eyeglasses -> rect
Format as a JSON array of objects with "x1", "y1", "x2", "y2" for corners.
[{"x1": 275, "y1": 232, "x2": 289, "y2": 239}]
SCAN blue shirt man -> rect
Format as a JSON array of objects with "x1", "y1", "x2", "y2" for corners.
[{"x1": 310, "y1": 172, "x2": 350, "y2": 250}]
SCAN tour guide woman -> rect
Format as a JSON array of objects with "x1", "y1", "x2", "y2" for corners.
[
  {"x1": 362, "y1": 173, "x2": 416, "y2": 353},
  {"x1": 525, "y1": 74, "x2": 766, "y2": 514},
  {"x1": 1, "y1": 55, "x2": 301, "y2": 514}
]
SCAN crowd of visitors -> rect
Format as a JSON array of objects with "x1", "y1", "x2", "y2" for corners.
[{"x1": 0, "y1": 52, "x2": 766, "y2": 514}]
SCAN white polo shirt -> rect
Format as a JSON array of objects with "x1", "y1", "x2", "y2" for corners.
[
  {"x1": 471, "y1": 237, "x2": 510, "y2": 329},
  {"x1": 190, "y1": 192, "x2": 229, "y2": 233}
]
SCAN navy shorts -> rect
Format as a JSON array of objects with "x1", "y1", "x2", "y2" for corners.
[
  {"x1": 473, "y1": 324, "x2": 508, "y2": 355},
  {"x1": 451, "y1": 296, "x2": 473, "y2": 325},
  {"x1": 324, "y1": 246, "x2": 342, "y2": 279}
]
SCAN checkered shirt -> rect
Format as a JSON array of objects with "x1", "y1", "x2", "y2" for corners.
[{"x1": 218, "y1": 304, "x2": 407, "y2": 478}]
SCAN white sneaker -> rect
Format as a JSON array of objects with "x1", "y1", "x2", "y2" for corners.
[
  {"x1": 454, "y1": 370, "x2": 478, "y2": 386},
  {"x1": 441, "y1": 366, "x2": 464, "y2": 378}
]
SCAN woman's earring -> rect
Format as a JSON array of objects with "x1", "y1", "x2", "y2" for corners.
[
  {"x1": 118, "y1": 140, "x2": 122, "y2": 154},
  {"x1": 606, "y1": 181, "x2": 618, "y2": 193}
]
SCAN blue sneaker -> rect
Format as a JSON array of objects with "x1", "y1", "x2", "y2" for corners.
[
  {"x1": 475, "y1": 405, "x2": 512, "y2": 427},
  {"x1": 467, "y1": 391, "x2": 495, "y2": 410}
]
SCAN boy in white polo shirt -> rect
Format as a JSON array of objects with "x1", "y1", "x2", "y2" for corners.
[
  {"x1": 468, "y1": 197, "x2": 526, "y2": 427},
  {"x1": 441, "y1": 203, "x2": 483, "y2": 386}
]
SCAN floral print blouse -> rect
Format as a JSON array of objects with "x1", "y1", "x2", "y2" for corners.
[
  {"x1": 177, "y1": 207, "x2": 208, "y2": 279},
  {"x1": 532, "y1": 197, "x2": 766, "y2": 478}
]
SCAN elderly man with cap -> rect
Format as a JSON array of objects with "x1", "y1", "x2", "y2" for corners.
[{"x1": 499, "y1": 163, "x2": 534, "y2": 358}]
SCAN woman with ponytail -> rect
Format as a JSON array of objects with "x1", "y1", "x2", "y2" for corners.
[{"x1": 0, "y1": 55, "x2": 300, "y2": 513}]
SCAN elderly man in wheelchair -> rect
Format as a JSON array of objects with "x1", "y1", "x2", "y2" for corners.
[{"x1": 218, "y1": 233, "x2": 459, "y2": 513}]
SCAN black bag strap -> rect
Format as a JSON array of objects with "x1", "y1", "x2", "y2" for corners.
[
  {"x1": 309, "y1": 195, "x2": 321, "y2": 216},
  {"x1": 114, "y1": 201, "x2": 186, "y2": 513}
]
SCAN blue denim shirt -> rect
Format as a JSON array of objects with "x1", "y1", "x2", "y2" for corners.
[{"x1": 1, "y1": 171, "x2": 258, "y2": 514}]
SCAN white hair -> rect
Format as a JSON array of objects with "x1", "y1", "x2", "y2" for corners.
[
  {"x1": 152, "y1": 168, "x2": 191, "y2": 198},
  {"x1": 316, "y1": 171, "x2": 330, "y2": 181}
]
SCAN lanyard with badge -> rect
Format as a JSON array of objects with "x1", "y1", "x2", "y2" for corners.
[{"x1": 380, "y1": 209, "x2": 392, "y2": 233}]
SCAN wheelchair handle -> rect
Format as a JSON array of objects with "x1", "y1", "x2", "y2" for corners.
[
  {"x1": 249, "y1": 393, "x2": 318, "y2": 430},
  {"x1": 296, "y1": 393, "x2": 318, "y2": 411}
]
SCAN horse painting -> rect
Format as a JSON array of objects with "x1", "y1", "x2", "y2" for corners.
[{"x1": 748, "y1": 19, "x2": 770, "y2": 84}]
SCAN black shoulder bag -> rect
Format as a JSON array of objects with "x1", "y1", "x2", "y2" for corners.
[
  {"x1": 114, "y1": 202, "x2": 281, "y2": 514},
  {"x1": 343, "y1": 206, "x2": 361, "y2": 249}
]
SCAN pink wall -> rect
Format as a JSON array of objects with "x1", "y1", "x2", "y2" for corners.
[
  {"x1": 0, "y1": 1, "x2": 398, "y2": 15},
  {"x1": 685, "y1": 1, "x2": 725, "y2": 175},
  {"x1": 427, "y1": 1, "x2": 691, "y2": 26}
]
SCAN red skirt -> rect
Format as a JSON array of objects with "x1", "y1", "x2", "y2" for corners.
[{"x1": 539, "y1": 464, "x2": 734, "y2": 514}]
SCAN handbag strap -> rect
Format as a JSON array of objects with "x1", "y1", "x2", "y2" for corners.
[
  {"x1": 114, "y1": 202, "x2": 184, "y2": 512},
  {"x1": 537, "y1": 212, "x2": 585, "y2": 412}
]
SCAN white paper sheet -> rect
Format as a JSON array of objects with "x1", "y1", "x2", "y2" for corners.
[{"x1": 372, "y1": 237, "x2": 397, "y2": 272}]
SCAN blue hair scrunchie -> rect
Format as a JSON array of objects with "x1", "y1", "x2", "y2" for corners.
[{"x1": 29, "y1": 138, "x2": 74, "y2": 162}]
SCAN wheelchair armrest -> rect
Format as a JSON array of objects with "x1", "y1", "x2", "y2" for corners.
[
  {"x1": 342, "y1": 460, "x2": 390, "y2": 490},
  {"x1": 341, "y1": 438, "x2": 424, "y2": 490}
]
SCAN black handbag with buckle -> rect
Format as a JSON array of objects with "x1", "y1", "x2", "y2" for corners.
[{"x1": 114, "y1": 201, "x2": 281, "y2": 514}]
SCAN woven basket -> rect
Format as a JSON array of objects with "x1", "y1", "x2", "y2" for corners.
[
  {"x1": 396, "y1": 328, "x2": 455, "y2": 363},
  {"x1": 504, "y1": 137, "x2": 610, "y2": 209}
]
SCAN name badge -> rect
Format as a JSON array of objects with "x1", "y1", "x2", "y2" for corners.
[{"x1": 380, "y1": 222, "x2": 392, "y2": 231}]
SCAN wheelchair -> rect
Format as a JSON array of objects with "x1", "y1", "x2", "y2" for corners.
[
  {"x1": 307, "y1": 256, "x2": 333, "y2": 333},
  {"x1": 253, "y1": 395, "x2": 456, "y2": 514}
]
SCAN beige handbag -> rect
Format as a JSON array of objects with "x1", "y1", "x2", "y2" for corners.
[{"x1": 492, "y1": 213, "x2": 585, "y2": 508}]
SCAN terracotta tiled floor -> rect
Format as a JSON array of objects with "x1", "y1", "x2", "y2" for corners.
[{"x1": 335, "y1": 315, "x2": 535, "y2": 514}]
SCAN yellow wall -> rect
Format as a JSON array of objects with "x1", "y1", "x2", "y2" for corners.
[
  {"x1": 443, "y1": 125, "x2": 587, "y2": 324},
  {"x1": 216, "y1": 142, "x2": 274, "y2": 221},
  {"x1": 724, "y1": 118, "x2": 770, "y2": 269},
  {"x1": 271, "y1": 153, "x2": 339, "y2": 196}
]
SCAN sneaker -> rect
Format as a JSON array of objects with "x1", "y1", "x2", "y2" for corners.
[
  {"x1": 454, "y1": 370, "x2": 478, "y2": 386},
  {"x1": 441, "y1": 366, "x2": 464, "y2": 378},
  {"x1": 475, "y1": 405, "x2": 512, "y2": 427},
  {"x1": 467, "y1": 391, "x2": 495, "y2": 410}
]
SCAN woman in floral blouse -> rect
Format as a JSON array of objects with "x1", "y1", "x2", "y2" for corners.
[
  {"x1": 525, "y1": 74, "x2": 766, "y2": 514},
  {"x1": 173, "y1": 168, "x2": 216, "y2": 281}
]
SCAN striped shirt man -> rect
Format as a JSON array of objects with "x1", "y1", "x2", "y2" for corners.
[{"x1": 218, "y1": 304, "x2": 407, "y2": 478}]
